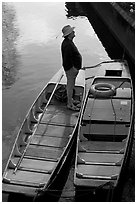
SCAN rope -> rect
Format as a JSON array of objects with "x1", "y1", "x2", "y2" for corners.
[
  {"x1": 109, "y1": 80, "x2": 126, "y2": 142},
  {"x1": 106, "y1": 182, "x2": 115, "y2": 201},
  {"x1": 84, "y1": 60, "x2": 119, "y2": 70},
  {"x1": 122, "y1": 47, "x2": 126, "y2": 60},
  {"x1": 110, "y1": 98, "x2": 117, "y2": 141},
  {"x1": 33, "y1": 181, "x2": 115, "y2": 201},
  {"x1": 89, "y1": 97, "x2": 96, "y2": 134}
]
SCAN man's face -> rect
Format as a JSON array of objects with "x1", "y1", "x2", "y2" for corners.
[{"x1": 69, "y1": 30, "x2": 75, "y2": 39}]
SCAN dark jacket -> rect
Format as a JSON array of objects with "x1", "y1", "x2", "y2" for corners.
[{"x1": 61, "y1": 38, "x2": 82, "y2": 71}]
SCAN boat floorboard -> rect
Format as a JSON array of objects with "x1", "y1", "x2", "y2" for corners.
[
  {"x1": 41, "y1": 104, "x2": 78, "y2": 125},
  {"x1": 26, "y1": 145, "x2": 63, "y2": 160},
  {"x1": 30, "y1": 134, "x2": 69, "y2": 148},
  {"x1": 83, "y1": 98, "x2": 131, "y2": 123},
  {"x1": 41, "y1": 111, "x2": 77, "y2": 127},
  {"x1": 35, "y1": 124, "x2": 74, "y2": 138}
]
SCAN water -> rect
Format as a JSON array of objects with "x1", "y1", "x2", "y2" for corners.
[{"x1": 3, "y1": 2, "x2": 134, "y2": 202}]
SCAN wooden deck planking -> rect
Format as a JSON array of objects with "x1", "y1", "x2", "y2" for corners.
[
  {"x1": 84, "y1": 98, "x2": 131, "y2": 123},
  {"x1": 41, "y1": 113, "x2": 77, "y2": 127},
  {"x1": 41, "y1": 104, "x2": 78, "y2": 126}
]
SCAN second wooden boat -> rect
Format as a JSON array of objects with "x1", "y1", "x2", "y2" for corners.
[
  {"x1": 2, "y1": 68, "x2": 85, "y2": 201},
  {"x1": 74, "y1": 60, "x2": 134, "y2": 201}
]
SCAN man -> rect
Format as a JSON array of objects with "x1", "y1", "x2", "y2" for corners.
[{"x1": 61, "y1": 25, "x2": 82, "y2": 111}]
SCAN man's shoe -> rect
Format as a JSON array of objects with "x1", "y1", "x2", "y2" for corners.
[
  {"x1": 72, "y1": 99, "x2": 80, "y2": 105},
  {"x1": 67, "y1": 104, "x2": 80, "y2": 111}
]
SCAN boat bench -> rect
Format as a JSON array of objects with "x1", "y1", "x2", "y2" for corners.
[
  {"x1": 78, "y1": 139, "x2": 126, "y2": 154},
  {"x1": 80, "y1": 122, "x2": 129, "y2": 142}
]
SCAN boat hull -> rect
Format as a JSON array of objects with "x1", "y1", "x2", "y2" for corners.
[
  {"x1": 74, "y1": 60, "x2": 134, "y2": 201},
  {"x1": 2, "y1": 68, "x2": 85, "y2": 201}
]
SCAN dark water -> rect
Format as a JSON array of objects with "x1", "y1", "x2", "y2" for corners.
[{"x1": 2, "y1": 2, "x2": 134, "y2": 202}]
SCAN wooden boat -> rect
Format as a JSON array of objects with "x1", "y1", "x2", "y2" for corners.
[
  {"x1": 74, "y1": 60, "x2": 134, "y2": 201},
  {"x1": 2, "y1": 68, "x2": 85, "y2": 200}
]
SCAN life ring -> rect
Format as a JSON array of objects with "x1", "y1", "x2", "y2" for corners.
[{"x1": 90, "y1": 83, "x2": 116, "y2": 98}]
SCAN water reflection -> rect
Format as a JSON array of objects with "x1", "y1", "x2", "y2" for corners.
[
  {"x1": 2, "y1": 2, "x2": 19, "y2": 89},
  {"x1": 11, "y1": 2, "x2": 67, "y2": 50}
]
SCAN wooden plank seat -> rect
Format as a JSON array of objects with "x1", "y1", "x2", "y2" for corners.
[
  {"x1": 75, "y1": 165, "x2": 120, "y2": 180},
  {"x1": 2, "y1": 183, "x2": 37, "y2": 196},
  {"x1": 80, "y1": 134, "x2": 127, "y2": 142},
  {"x1": 78, "y1": 140, "x2": 126, "y2": 154},
  {"x1": 77, "y1": 152, "x2": 123, "y2": 166},
  {"x1": 80, "y1": 123, "x2": 128, "y2": 142},
  {"x1": 74, "y1": 177, "x2": 117, "y2": 188},
  {"x1": 82, "y1": 120, "x2": 130, "y2": 125},
  {"x1": 10, "y1": 157, "x2": 56, "y2": 174},
  {"x1": 3, "y1": 169, "x2": 50, "y2": 187}
]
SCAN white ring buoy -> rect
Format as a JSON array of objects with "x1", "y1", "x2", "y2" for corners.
[{"x1": 90, "y1": 83, "x2": 116, "y2": 98}]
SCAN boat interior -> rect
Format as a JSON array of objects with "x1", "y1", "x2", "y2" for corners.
[
  {"x1": 75, "y1": 74, "x2": 133, "y2": 188},
  {"x1": 17, "y1": 82, "x2": 83, "y2": 160},
  {"x1": 3, "y1": 81, "x2": 84, "y2": 195},
  {"x1": 81, "y1": 76, "x2": 132, "y2": 142}
]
